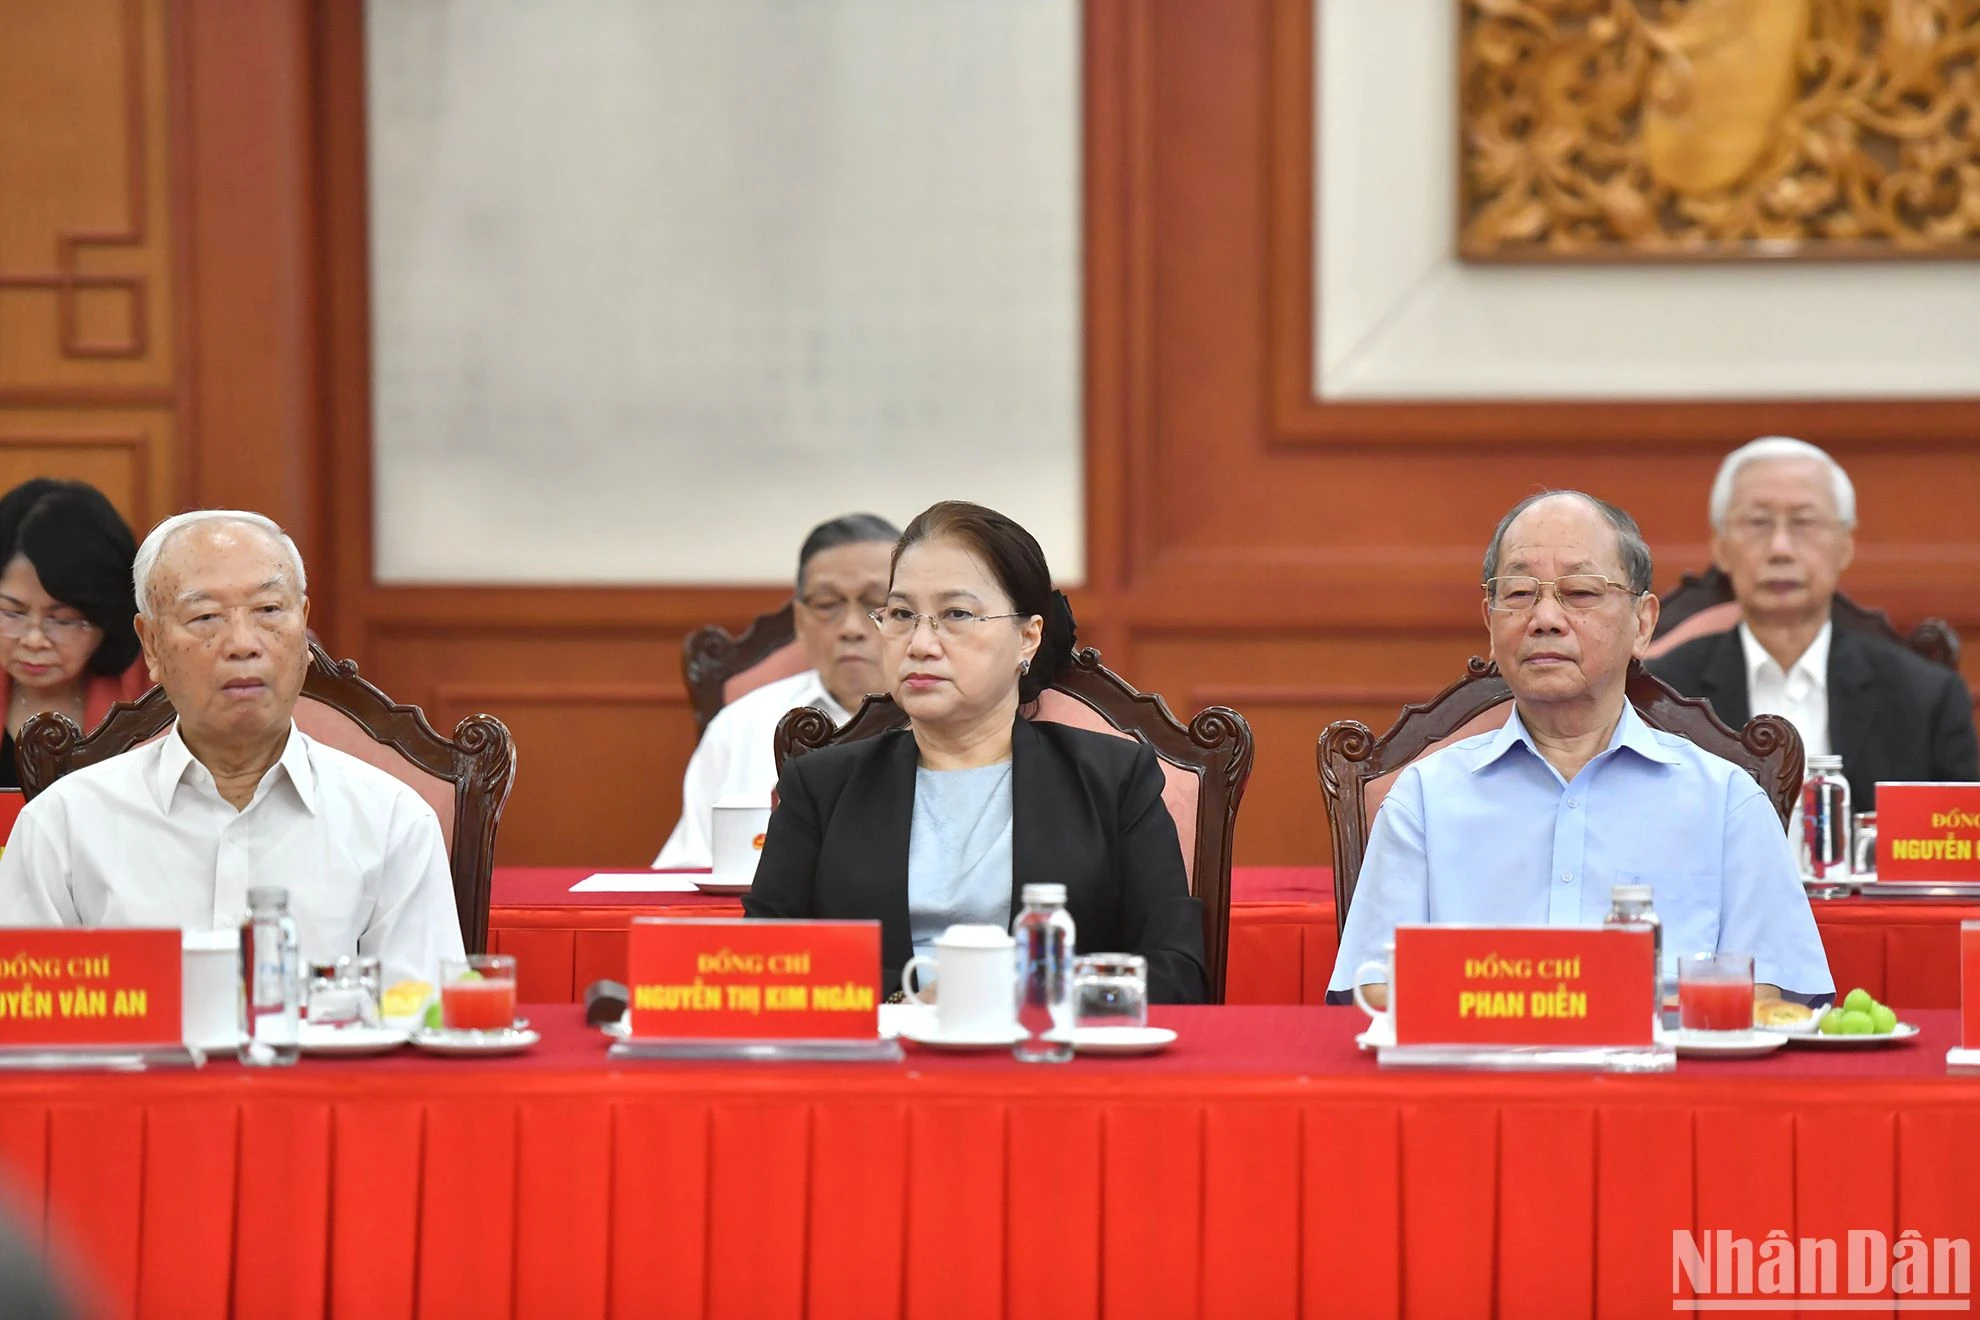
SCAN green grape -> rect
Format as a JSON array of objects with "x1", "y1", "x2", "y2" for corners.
[
  {"x1": 1839, "y1": 1010, "x2": 1875, "y2": 1035},
  {"x1": 1869, "y1": 1003, "x2": 1898, "y2": 1035},
  {"x1": 1843, "y1": 988, "x2": 1875, "y2": 1015},
  {"x1": 1818, "y1": 1009, "x2": 1846, "y2": 1035}
]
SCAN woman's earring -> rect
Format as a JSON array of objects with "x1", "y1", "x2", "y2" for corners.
[{"x1": 1018, "y1": 658, "x2": 1031, "y2": 676}]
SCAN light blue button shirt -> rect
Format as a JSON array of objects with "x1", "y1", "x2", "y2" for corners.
[{"x1": 1329, "y1": 703, "x2": 1833, "y2": 996}]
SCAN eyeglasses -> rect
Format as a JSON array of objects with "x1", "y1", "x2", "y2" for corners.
[
  {"x1": 1484, "y1": 575, "x2": 1641, "y2": 613},
  {"x1": 797, "y1": 594, "x2": 887, "y2": 624},
  {"x1": 867, "y1": 606, "x2": 1028, "y2": 639},
  {"x1": 1724, "y1": 512, "x2": 1840, "y2": 544},
  {"x1": 0, "y1": 607, "x2": 97, "y2": 643}
]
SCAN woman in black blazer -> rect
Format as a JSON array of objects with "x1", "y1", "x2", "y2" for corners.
[{"x1": 744, "y1": 501, "x2": 1207, "y2": 1003}]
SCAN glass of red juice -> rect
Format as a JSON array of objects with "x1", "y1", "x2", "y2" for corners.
[
  {"x1": 440, "y1": 954, "x2": 518, "y2": 1032},
  {"x1": 1677, "y1": 952, "x2": 1755, "y2": 1032}
]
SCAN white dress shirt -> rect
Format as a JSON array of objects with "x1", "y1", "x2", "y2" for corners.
[
  {"x1": 0, "y1": 722, "x2": 464, "y2": 987},
  {"x1": 654, "y1": 669, "x2": 850, "y2": 868},
  {"x1": 1739, "y1": 619, "x2": 1832, "y2": 760}
]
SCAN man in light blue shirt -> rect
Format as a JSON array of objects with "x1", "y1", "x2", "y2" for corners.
[{"x1": 1331, "y1": 491, "x2": 1832, "y2": 1003}]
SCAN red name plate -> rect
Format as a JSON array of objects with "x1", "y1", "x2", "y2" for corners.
[
  {"x1": 0, "y1": 929, "x2": 182, "y2": 1047},
  {"x1": 1877, "y1": 783, "x2": 1980, "y2": 881},
  {"x1": 1963, "y1": 923, "x2": 1980, "y2": 1051},
  {"x1": 1392, "y1": 925, "x2": 1655, "y2": 1047},
  {"x1": 627, "y1": 918, "x2": 880, "y2": 1040}
]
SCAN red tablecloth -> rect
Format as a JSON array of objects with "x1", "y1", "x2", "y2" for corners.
[
  {"x1": 3, "y1": 1005, "x2": 1977, "y2": 1319},
  {"x1": 490, "y1": 867, "x2": 1980, "y2": 1009}
]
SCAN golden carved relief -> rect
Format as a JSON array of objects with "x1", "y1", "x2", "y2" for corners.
[{"x1": 1458, "y1": 0, "x2": 1980, "y2": 259}]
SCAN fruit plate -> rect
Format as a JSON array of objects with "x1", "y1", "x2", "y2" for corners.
[{"x1": 1777, "y1": 1021, "x2": 1920, "y2": 1047}]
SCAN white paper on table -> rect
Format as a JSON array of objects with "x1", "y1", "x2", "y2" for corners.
[{"x1": 567, "y1": 873, "x2": 704, "y2": 893}]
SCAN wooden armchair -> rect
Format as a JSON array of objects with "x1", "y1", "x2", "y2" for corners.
[
  {"x1": 681, "y1": 601, "x2": 809, "y2": 737},
  {"x1": 17, "y1": 643, "x2": 517, "y2": 954},
  {"x1": 1649, "y1": 566, "x2": 1960, "y2": 668},
  {"x1": 1316, "y1": 657, "x2": 1803, "y2": 933},
  {"x1": 774, "y1": 647, "x2": 1255, "y2": 1002}
]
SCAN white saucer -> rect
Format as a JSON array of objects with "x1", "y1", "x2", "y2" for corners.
[
  {"x1": 1780, "y1": 1021, "x2": 1920, "y2": 1047},
  {"x1": 1070, "y1": 1026, "x2": 1176, "y2": 1056},
  {"x1": 691, "y1": 878, "x2": 754, "y2": 896},
  {"x1": 299, "y1": 1025, "x2": 409, "y2": 1057},
  {"x1": 410, "y1": 1026, "x2": 541, "y2": 1057},
  {"x1": 1355, "y1": 1024, "x2": 1395, "y2": 1052},
  {"x1": 897, "y1": 1020, "x2": 1029, "y2": 1050},
  {"x1": 1659, "y1": 1028, "x2": 1786, "y2": 1058}
]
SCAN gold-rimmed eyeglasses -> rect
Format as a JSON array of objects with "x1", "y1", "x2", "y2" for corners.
[
  {"x1": 0, "y1": 607, "x2": 97, "y2": 643},
  {"x1": 1484, "y1": 575, "x2": 1641, "y2": 614},
  {"x1": 867, "y1": 606, "x2": 1028, "y2": 639}
]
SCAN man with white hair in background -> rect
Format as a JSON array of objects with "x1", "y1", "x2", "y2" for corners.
[
  {"x1": 0, "y1": 510, "x2": 463, "y2": 986},
  {"x1": 1650, "y1": 437, "x2": 1978, "y2": 809}
]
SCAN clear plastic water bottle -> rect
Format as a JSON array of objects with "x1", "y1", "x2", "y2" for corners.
[
  {"x1": 1801, "y1": 755, "x2": 1852, "y2": 883},
  {"x1": 1603, "y1": 883, "x2": 1663, "y2": 1028},
  {"x1": 239, "y1": 886, "x2": 301, "y2": 1066},
  {"x1": 1013, "y1": 883, "x2": 1075, "y2": 1063}
]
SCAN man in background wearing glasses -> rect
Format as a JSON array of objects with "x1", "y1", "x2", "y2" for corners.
[
  {"x1": 653, "y1": 513, "x2": 900, "y2": 869},
  {"x1": 1650, "y1": 436, "x2": 1977, "y2": 810},
  {"x1": 1331, "y1": 490, "x2": 1831, "y2": 1008}
]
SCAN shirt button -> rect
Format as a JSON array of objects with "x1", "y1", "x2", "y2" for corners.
[
  {"x1": 1560, "y1": 871, "x2": 1573, "y2": 884},
  {"x1": 1566, "y1": 798, "x2": 1578, "y2": 809}
]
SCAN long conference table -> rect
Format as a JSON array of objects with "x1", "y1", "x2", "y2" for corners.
[
  {"x1": 4, "y1": 1004, "x2": 1979, "y2": 1320},
  {"x1": 490, "y1": 866, "x2": 1980, "y2": 1008}
]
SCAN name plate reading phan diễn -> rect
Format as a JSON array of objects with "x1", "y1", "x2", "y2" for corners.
[
  {"x1": 0, "y1": 928, "x2": 182, "y2": 1048},
  {"x1": 616, "y1": 918, "x2": 899, "y2": 1061},
  {"x1": 1392, "y1": 924, "x2": 1656, "y2": 1048}
]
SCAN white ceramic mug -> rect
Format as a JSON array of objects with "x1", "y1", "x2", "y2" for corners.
[
  {"x1": 709, "y1": 794, "x2": 772, "y2": 886},
  {"x1": 1351, "y1": 943, "x2": 1397, "y2": 1037},
  {"x1": 900, "y1": 924, "x2": 1017, "y2": 1038},
  {"x1": 181, "y1": 928, "x2": 241, "y2": 1050}
]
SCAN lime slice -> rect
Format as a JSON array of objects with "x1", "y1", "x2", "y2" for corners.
[{"x1": 458, "y1": 968, "x2": 484, "y2": 982}]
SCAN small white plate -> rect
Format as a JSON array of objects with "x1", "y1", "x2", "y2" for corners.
[
  {"x1": 1070, "y1": 1026, "x2": 1176, "y2": 1056},
  {"x1": 1780, "y1": 1021, "x2": 1921, "y2": 1047},
  {"x1": 1660, "y1": 1028, "x2": 1787, "y2": 1058},
  {"x1": 299, "y1": 1025, "x2": 409, "y2": 1057},
  {"x1": 691, "y1": 879, "x2": 753, "y2": 896},
  {"x1": 410, "y1": 1027, "x2": 541, "y2": 1057},
  {"x1": 897, "y1": 1020, "x2": 1028, "y2": 1050}
]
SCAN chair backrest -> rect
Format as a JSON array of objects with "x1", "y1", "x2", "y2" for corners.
[
  {"x1": 1653, "y1": 566, "x2": 1961, "y2": 668},
  {"x1": 681, "y1": 602, "x2": 810, "y2": 738},
  {"x1": 1316, "y1": 656, "x2": 1803, "y2": 934},
  {"x1": 17, "y1": 643, "x2": 517, "y2": 954},
  {"x1": 773, "y1": 647, "x2": 1255, "y2": 1003}
]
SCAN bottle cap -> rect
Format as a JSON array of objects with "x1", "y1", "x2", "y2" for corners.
[
  {"x1": 246, "y1": 885, "x2": 290, "y2": 911},
  {"x1": 1807, "y1": 755, "x2": 1845, "y2": 771},
  {"x1": 1021, "y1": 883, "x2": 1067, "y2": 905},
  {"x1": 1610, "y1": 883, "x2": 1652, "y2": 902}
]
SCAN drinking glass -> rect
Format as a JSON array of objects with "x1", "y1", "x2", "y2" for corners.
[
  {"x1": 1073, "y1": 954, "x2": 1148, "y2": 1029},
  {"x1": 1677, "y1": 952, "x2": 1755, "y2": 1032},
  {"x1": 439, "y1": 954, "x2": 518, "y2": 1032}
]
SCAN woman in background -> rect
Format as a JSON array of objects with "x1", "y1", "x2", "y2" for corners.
[
  {"x1": 746, "y1": 500, "x2": 1207, "y2": 1002},
  {"x1": 0, "y1": 480, "x2": 147, "y2": 788}
]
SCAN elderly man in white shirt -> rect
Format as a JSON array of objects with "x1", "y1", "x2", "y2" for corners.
[
  {"x1": 0, "y1": 509, "x2": 463, "y2": 987},
  {"x1": 655, "y1": 513, "x2": 898, "y2": 868}
]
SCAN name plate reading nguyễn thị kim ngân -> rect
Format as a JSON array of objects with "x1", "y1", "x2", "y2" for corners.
[{"x1": 626, "y1": 918, "x2": 882, "y2": 1041}]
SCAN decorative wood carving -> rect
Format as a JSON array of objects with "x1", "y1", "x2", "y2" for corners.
[
  {"x1": 1460, "y1": 0, "x2": 1980, "y2": 260},
  {"x1": 1655, "y1": 566, "x2": 1962, "y2": 668},
  {"x1": 682, "y1": 602, "x2": 798, "y2": 736},
  {"x1": 1318, "y1": 657, "x2": 1804, "y2": 930},
  {"x1": 17, "y1": 643, "x2": 517, "y2": 954},
  {"x1": 774, "y1": 646, "x2": 1255, "y2": 1003}
]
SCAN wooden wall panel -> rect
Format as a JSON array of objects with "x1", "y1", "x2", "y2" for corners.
[{"x1": 294, "y1": 0, "x2": 1980, "y2": 869}]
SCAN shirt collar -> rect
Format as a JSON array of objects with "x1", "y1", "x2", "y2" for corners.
[
  {"x1": 1738, "y1": 618, "x2": 1831, "y2": 694},
  {"x1": 806, "y1": 671, "x2": 852, "y2": 724},
  {"x1": 1466, "y1": 699, "x2": 1683, "y2": 774},
  {"x1": 154, "y1": 720, "x2": 317, "y2": 815}
]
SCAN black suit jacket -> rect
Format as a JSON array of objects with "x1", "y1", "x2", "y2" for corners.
[
  {"x1": 1649, "y1": 624, "x2": 1979, "y2": 808},
  {"x1": 743, "y1": 717, "x2": 1208, "y2": 1003}
]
